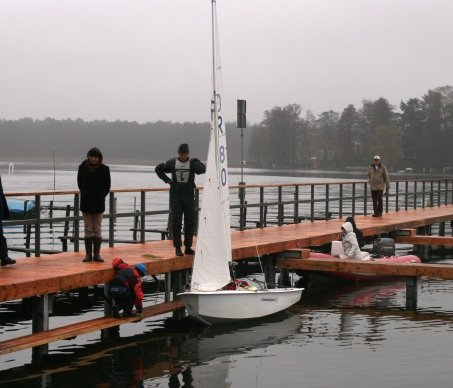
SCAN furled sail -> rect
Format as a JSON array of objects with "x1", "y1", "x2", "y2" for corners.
[{"x1": 190, "y1": 0, "x2": 232, "y2": 292}]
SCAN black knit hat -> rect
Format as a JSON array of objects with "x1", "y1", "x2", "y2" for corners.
[
  {"x1": 87, "y1": 147, "x2": 103, "y2": 161},
  {"x1": 178, "y1": 143, "x2": 189, "y2": 153}
]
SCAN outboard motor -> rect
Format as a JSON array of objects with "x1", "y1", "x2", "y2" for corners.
[{"x1": 372, "y1": 238, "x2": 395, "y2": 257}]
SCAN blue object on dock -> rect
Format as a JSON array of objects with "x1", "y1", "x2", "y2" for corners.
[{"x1": 6, "y1": 199, "x2": 36, "y2": 218}]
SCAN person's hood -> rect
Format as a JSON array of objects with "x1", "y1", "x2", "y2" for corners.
[
  {"x1": 341, "y1": 222, "x2": 353, "y2": 235},
  {"x1": 345, "y1": 217, "x2": 357, "y2": 230},
  {"x1": 112, "y1": 257, "x2": 129, "y2": 270}
]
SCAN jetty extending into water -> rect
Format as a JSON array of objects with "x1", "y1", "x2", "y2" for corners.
[{"x1": 2, "y1": 178, "x2": 453, "y2": 358}]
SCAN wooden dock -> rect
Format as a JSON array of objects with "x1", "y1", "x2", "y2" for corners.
[{"x1": 2, "y1": 204, "x2": 453, "y2": 356}]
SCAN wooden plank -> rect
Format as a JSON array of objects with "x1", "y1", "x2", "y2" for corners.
[
  {"x1": 2, "y1": 205, "x2": 453, "y2": 302},
  {"x1": 276, "y1": 257, "x2": 453, "y2": 280},
  {"x1": 393, "y1": 229, "x2": 417, "y2": 236},
  {"x1": 393, "y1": 235, "x2": 453, "y2": 246},
  {"x1": 281, "y1": 249, "x2": 311, "y2": 259},
  {"x1": 0, "y1": 300, "x2": 184, "y2": 356}
]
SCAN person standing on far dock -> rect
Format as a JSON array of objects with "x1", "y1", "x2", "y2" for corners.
[
  {"x1": 367, "y1": 155, "x2": 390, "y2": 217},
  {"x1": 77, "y1": 147, "x2": 111, "y2": 262},
  {"x1": 155, "y1": 143, "x2": 206, "y2": 257},
  {"x1": 0, "y1": 176, "x2": 15, "y2": 266}
]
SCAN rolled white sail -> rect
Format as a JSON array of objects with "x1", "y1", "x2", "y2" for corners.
[{"x1": 190, "y1": 0, "x2": 231, "y2": 292}]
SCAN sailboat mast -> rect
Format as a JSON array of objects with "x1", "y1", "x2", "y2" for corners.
[
  {"x1": 211, "y1": 0, "x2": 219, "y2": 163},
  {"x1": 211, "y1": 0, "x2": 217, "y2": 101}
]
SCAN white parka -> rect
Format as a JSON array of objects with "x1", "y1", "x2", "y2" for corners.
[{"x1": 340, "y1": 222, "x2": 369, "y2": 260}]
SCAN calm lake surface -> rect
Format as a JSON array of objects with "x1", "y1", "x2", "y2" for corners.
[{"x1": 1, "y1": 163, "x2": 453, "y2": 388}]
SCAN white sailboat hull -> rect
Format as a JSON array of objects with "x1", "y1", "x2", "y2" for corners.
[{"x1": 178, "y1": 288, "x2": 303, "y2": 325}]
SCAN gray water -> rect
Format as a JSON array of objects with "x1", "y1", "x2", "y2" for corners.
[{"x1": 1, "y1": 164, "x2": 453, "y2": 387}]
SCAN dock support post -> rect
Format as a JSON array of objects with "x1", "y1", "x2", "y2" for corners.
[
  {"x1": 279, "y1": 268, "x2": 291, "y2": 287},
  {"x1": 31, "y1": 294, "x2": 51, "y2": 361},
  {"x1": 406, "y1": 277, "x2": 418, "y2": 310},
  {"x1": 439, "y1": 222, "x2": 445, "y2": 236},
  {"x1": 415, "y1": 226, "x2": 429, "y2": 258},
  {"x1": 165, "y1": 272, "x2": 171, "y2": 302},
  {"x1": 264, "y1": 254, "x2": 276, "y2": 289},
  {"x1": 101, "y1": 285, "x2": 120, "y2": 340},
  {"x1": 172, "y1": 271, "x2": 186, "y2": 320}
]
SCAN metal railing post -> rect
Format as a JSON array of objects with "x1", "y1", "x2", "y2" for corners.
[
  {"x1": 294, "y1": 185, "x2": 299, "y2": 224},
  {"x1": 74, "y1": 193, "x2": 80, "y2": 252},
  {"x1": 259, "y1": 187, "x2": 264, "y2": 228},
  {"x1": 352, "y1": 183, "x2": 356, "y2": 217},
  {"x1": 277, "y1": 186, "x2": 283, "y2": 226},
  {"x1": 339, "y1": 184, "x2": 343, "y2": 218},
  {"x1": 437, "y1": 180, "x2": 441, "y2": 207},
  {"x1": 310, "y1": 185, "x2": 315, "y2": 222},
  {"x1": 34, "y1": 195, "x2": 41, "y2": 257},
  {"x1": 239, "y1": 184, "x2": 246, "y2": 231},
  {"x1": 109, "y1": 192, "x2": 115, "y2": 247},
  {"x1": 325, "y1": 184, "x2": 329, "y2": 220},
  {"x1": 363, "y1": 183, "x2": 367, "y2": 216},
  {"x1": 396, "y1": 181, "x2": 400, "y2": 211},
  {"x1": 405, "y1": 181, "x2": 409, "y2": 210},
  {"x1": 140, "y1": 191, "x2": 146, "y2": 243}
]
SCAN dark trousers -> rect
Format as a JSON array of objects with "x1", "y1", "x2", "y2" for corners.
[
  {"x1": 109, "y1": 285, "x2": 134, "y2": 314},
  {"x1": 371, "y1": 190, "x2": 384, "y2": 215},
  {"x1": 0, "y1": 221, "x2": 8, "y2": 259},
  {"x1": 171, "y1": 191, "x2": 196, "y2": 248}
]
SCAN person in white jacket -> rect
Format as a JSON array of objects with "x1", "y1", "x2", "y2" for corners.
[{"x1": 339, "y1": 222, "x2": 370, "y2": 260}]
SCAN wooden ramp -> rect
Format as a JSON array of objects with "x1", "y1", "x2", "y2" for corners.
[
  {"x1": 277, "y1": 256, "x2": 453, "y2": 279},
  {"x1": 0, "y1": 300, "x2": 184, "y2": 356}
]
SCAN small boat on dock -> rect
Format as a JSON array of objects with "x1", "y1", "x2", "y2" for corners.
[{"x1": 6, "y1": 199, "x2": 36, "y2": 219}]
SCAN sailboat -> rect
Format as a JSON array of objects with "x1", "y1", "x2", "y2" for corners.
[{"x1": 178, "y1": 0, "x2": 303, "y2": 325}]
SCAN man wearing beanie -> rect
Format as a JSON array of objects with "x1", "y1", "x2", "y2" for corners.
[
  {"x1": 367, "y1": 155, "x2": 390, "y2": 217},
  {"x1": 77, "y1": 147, "x2": 111, "y2": 262},
  {"x1": 155, "y1": 143, "x2": 206, "y2": 256}
]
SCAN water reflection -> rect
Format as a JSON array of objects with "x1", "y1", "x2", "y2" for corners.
[
  {"x1": 178, "y1": 312, "x2": 301, "y2": 388},
  {"x1": 2, "y1": 278, "x2": 453, "y2": 387},
  {"x1": 0, "y1": 311, "x2": 301, "y2": 388}
]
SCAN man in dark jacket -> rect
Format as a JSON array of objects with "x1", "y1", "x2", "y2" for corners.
[
  {"x1": 155, "y1": 143, "x2": 206, "y2": 256},
  {"x1": 77, "y1": 147, "x2": 111, "y2": 262},
  {"x1": 0, "y1": 176, "x2": 15, "y2": 266},
  {"x1": 107, "y1": 259, "x2": 147, "y2": 317}
]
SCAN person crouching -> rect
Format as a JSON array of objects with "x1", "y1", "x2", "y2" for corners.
[{"x1": 107, "y1": 259, "x2": 147, "y2": 317}]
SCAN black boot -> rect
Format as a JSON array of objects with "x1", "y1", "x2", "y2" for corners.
[
  {"x1": 175, "y1": 247, "x2": 184, "y2": 256},
  {"x1": 93, "y1": 237, "x2": 104, "y2": 262},
  {"x1": 184, "y1": 247, "x2": 195, "y2": 255},
  {"x1": 0, "y1": 237, "x2": 15, "y2": 266},
  {"x1": 82, "y1": 238, "x2": 93, "y2": 262},
  {"x1": 1, "y1": 257, "x2": 16, "y2": 266}
]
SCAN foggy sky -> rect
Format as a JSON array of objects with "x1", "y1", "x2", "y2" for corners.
[{"x1": 1, "y1": 0, "x2": 452, "y2": 125}]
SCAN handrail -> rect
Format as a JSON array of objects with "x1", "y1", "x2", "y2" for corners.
[{"x1": 3, "y1": 178, "x2": 453, "y2": 257}]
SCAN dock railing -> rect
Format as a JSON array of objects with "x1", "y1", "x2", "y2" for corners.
[{"x1": 4, "y1": 178, "x2": 453, "y2": 256}]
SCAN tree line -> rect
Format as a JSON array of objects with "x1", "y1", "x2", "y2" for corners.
[
  {"x1": 248, "y1": 85, "x2": 453, "y2": 171},
  {"x1": 0, "y1": 118, "x2": 250, "y2": 165},
  {"x1": 1, "y1": 85, "x2": 452, "y2": 170}
]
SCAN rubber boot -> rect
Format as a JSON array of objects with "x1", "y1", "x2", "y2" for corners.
[
  {"x1": 93, "y1": 237, "x2": 104, "y2": 262},
  {"x1": 0, "y1": 237, "x2": 15, "y2": 266},
  {"x1": 82, "y1": 238, "x2": 93, "y2": 262}
]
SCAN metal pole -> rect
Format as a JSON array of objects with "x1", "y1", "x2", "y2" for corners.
[{"x1": 240, "y1": 127, "x2": 244, "y2": 184}]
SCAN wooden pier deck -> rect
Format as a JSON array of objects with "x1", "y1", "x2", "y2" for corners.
[
  {"x1": 2, "y1": 204, "x2": 453, "y2": 302},
  {"x1": 2, "y1": 204, "x2": 453, "y2": 356}
]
